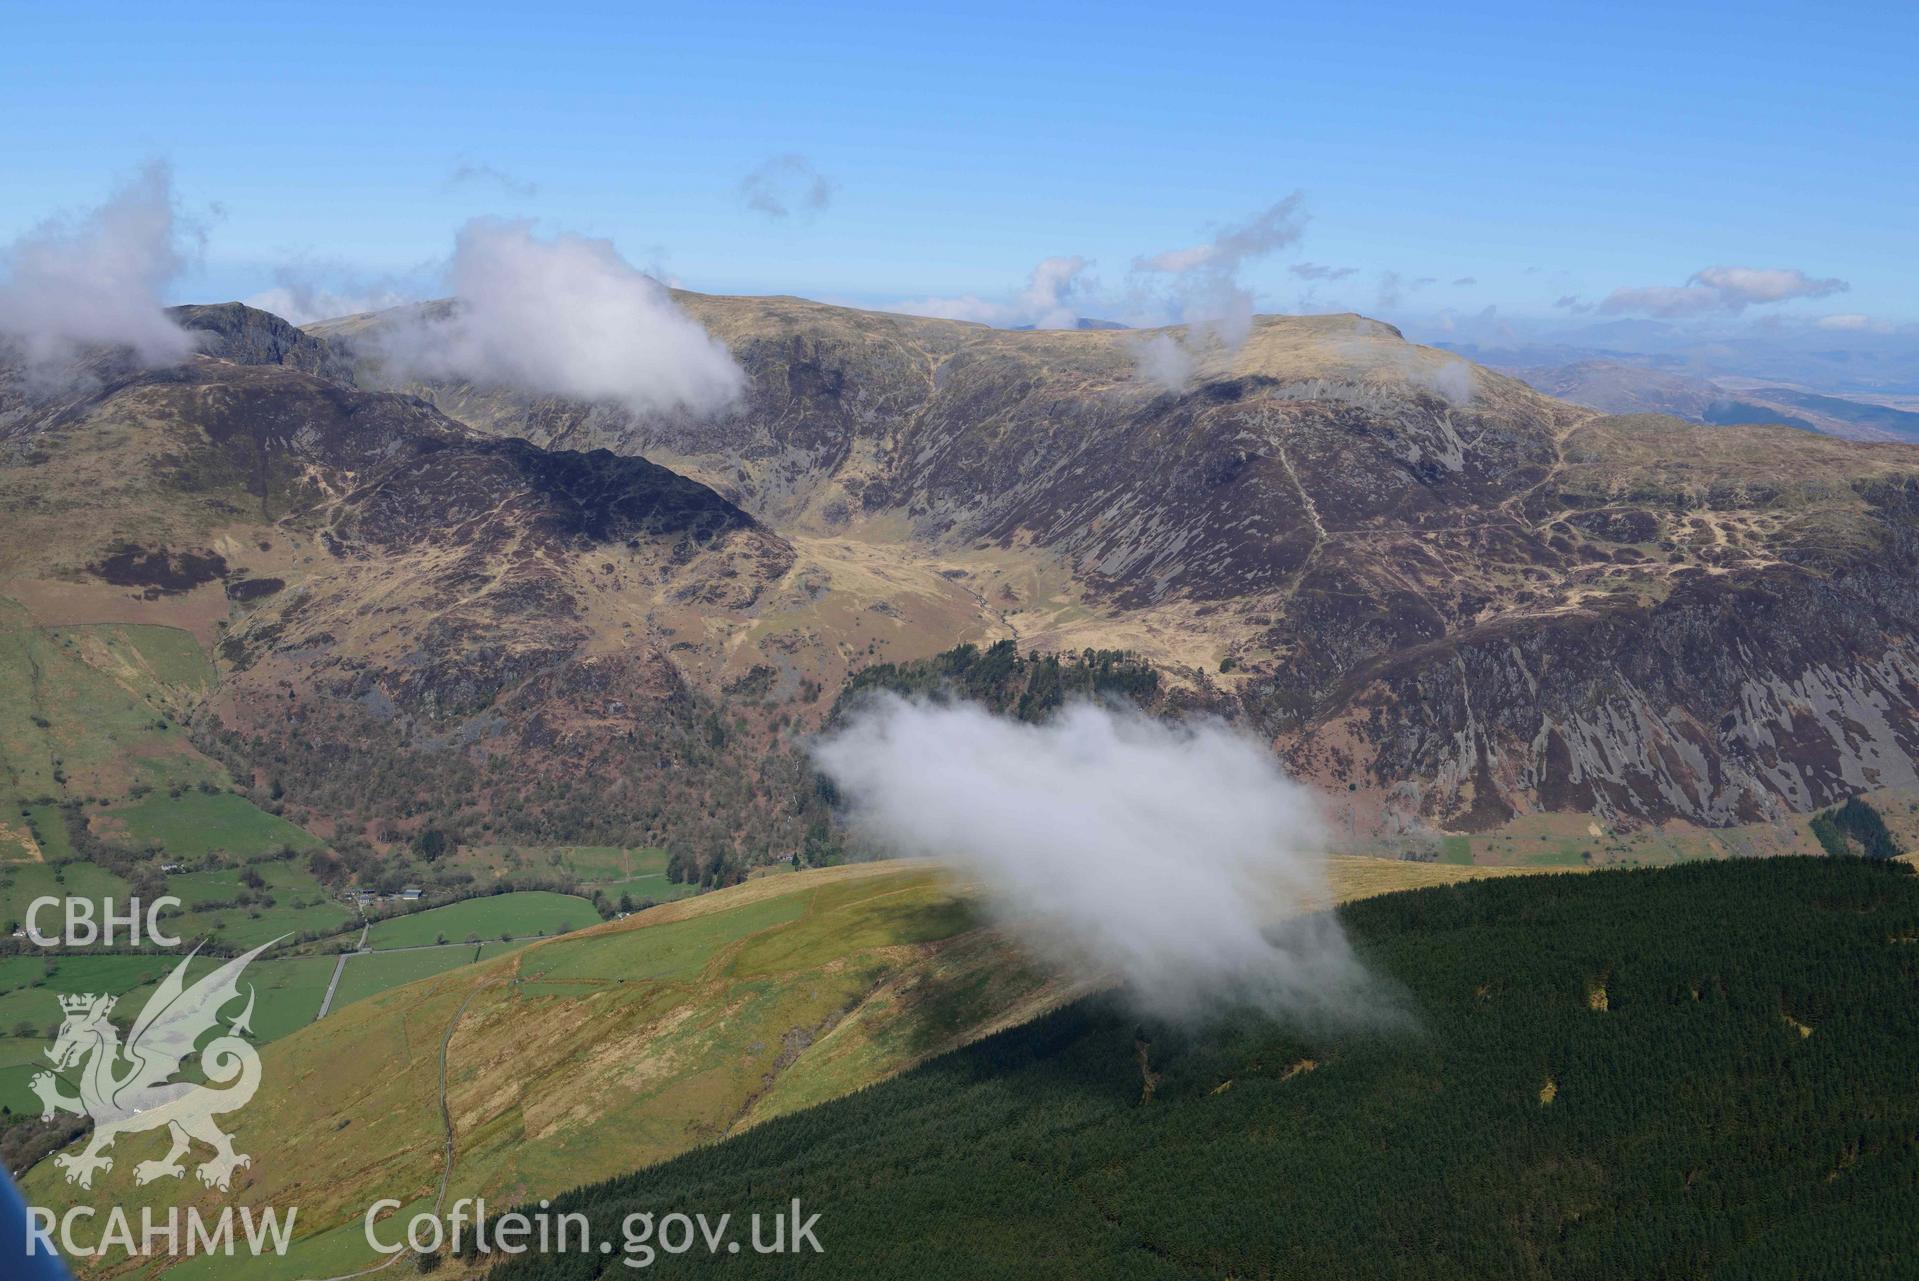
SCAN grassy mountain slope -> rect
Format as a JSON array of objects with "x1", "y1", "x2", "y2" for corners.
[
  {"x1": 0, "y1": 598, "x2": 229, "y2": 847},
  {"x1": 26, "y1": 856, "x2": 1531, "y2": 1278},
  {"x1": 0, "y1": 592, "x2": 352, "y2": 950},
  {"x1": 494, "y1": 857, "x2": 1919, "y2": 1281},
  {"x1": 22, "y1": 863, "x2": 1049, "y2": 1279}
]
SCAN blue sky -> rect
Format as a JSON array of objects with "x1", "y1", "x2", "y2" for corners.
[{"x1": 2, "y1": 0, "x2": 1914, "y2": 329}]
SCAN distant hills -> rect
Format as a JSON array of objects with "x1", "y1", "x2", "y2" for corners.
[
  {"x1": 1439, "y1": 316, "x2": 1919, "y2": 399},
  {"x1": 1491, "y1": 356, "x2": 1919, "y2": 443},
  {"x1": 1010, "y1": 317, "x2": 1130, "y2": 331}
]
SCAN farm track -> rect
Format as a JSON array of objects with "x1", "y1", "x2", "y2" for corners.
[
  {"x1": 298, "y1": 978, "x2": 497, "y2": 1281},
  {"x1": 313, "y1": 917, "x2": 369, "y2": 1021}
]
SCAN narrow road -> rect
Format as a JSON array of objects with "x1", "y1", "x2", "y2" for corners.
[
  {"x1": 313, "y1": 917, "x2": 370, "y2": 1022},
  {"x1": 314, "y1": 953, "x2": 348, "y2": 1021}
]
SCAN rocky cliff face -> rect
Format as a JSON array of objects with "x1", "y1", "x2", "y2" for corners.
[
  {"x1": 318, "y1": 297, "x2": 1919, "y2": 833},
  {"x1": 170, "y1": 302, "x2": 357, "y2": 381},
  {"x1": 1298, "y1": 550, "x2": 1919, "y2": 831}
]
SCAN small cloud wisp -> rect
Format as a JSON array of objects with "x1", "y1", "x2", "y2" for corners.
[
  {"x1": 738, "y1": 154, "x2": 835, "y2": 220},
  {"x1": 892, "y1": 255, "x2": 1095, "y2": 330}
]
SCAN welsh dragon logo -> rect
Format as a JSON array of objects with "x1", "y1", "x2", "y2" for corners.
[{"x1": 31, "y1": 937, "x2": 283, "y2": 1191}]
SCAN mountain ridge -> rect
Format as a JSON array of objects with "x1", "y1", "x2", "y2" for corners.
[
  {"x1": 314, "y1": 294, "x2": 1919, "y2": 831},
  {"x1": 9, "y1": 296, "x2": 1919, "y2": 849}
]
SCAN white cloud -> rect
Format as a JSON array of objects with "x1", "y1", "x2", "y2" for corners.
[
  {"x1": 1337, "y1": 329, "x2": 1478, "y2": 407},
  {"x1": 1376, "y1": 271, "x2": 1408, "y2": 309},
  {"x1": 738, "y1": 154, "x2": 834, "y2": 220},
  {"x1": 889, "y1": 195, "x2": 1313, "y2": 390},
  {"x1": 1138, "y1": 197, "x2": 1309, "y2": 281},
  {"x1": 381, "y1": 218, "x2": 744, "y2": 417},
  {"x1": 888, "y1": 293, "x2": 1003, "y2": 325},
  {"x1": 1600, "y1": 265, "x2": 1848, "y2": 317},
  {"x1": 891, "y1": 255, "x2": 1094, "y2": 330},
  {"x1": 1423, "y1": 358, "x2": 1476, "y2": 405},
  {"x1": 885, "y1": 197, "x2": 1316, "y2": 392},
  {"x1": 1599, "y1": 285, "x2": 1719, "y2": 317},
  {"x1": 1133, "y1": 195, "x2": 1308, "y2": 348},
  {"x1": 1373, "y1": 271, "x2": 1441, "y2": 310},
  {"x1": 1138, "y1": 243, "x2": 1220, "y2": 274},
  {"x1": 1016, "y1": 256, "x2": 1094, "y2": 329},
  {"x1": 1131, "y1": 332, "x2": 1195, "y2": 393},
  {"x1": 812, "y1": 695, "x2": 1390, "y2": 1022},
  {"x1": 1692, "y1": 265, "x2": 1847, "y2": 305},
  {"x1": 1116, "y1": 196, "x2": 1312, "y2": 388},
  {"x1": 0, "y1": 163, "x2": 197, "y2": 372}
]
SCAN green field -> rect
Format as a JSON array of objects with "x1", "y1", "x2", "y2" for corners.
[
  {"x1": 161, "y1": 1196, "x2": 436, "y2": 1281},
  {"x1": 0, "y1": 600, "x2": 227, "y2": 813},
  {"x1": 591, "y1": 871, "x2": 699, "y2": 902},
  {"x1": 0, "y1": 599, "x2": 343, "y2": 943},
  {"x1": 466, "y1": 843, "x2": 700, "y2": 903},
  {"x1": 0, "y1": 859, "x2": 130, "y2": 933},
  {"x1": 476, "y1": 937, "x2": 540, "y2": 963},
  {"x1": 0, "y1": 848, "x2": 353, "y2": 951},
  {"x1": 0, "y1": 595, "x2": 344, "y2": 949},
  {"x1": 46, "y1": 621, "x2": 216, "y2": 703},
  {"x1": 15, "y1": 855, "x2": 1531, "y2": 1274},
  {"x1": 230, "y1": 955, "x2": 338, "y2": 1039},
  {"x1": 162, "y1": 855, "x2": 354, "y2": 948},
  {"x1": 14, "y1": 859, "x2": 1560, "y2": 1279},
  {"x1": 18, "y1": 802, "x2": 76, "y2": 861},
  {"x1": 0, "y1": 1034, "x2": 48, "y2": 1116},
  {"x1": 96, "y1": 789, "x2": 320, "y2": 859},
  {"x1": 330, "y1": 945, "x2": 485, "y2": 1007},
  {"x1": 0, "y1": 953, "x2": 187, "y2": 1036},
  {"x1": 545, "y1": 845, "x2": 665, "y2": 882},
  {"x1": 363, "y1": 891, "x2": 596, "y2": 950},
  {"x1": 0, "y1": 952, "x2": 335, "y2": 1114}
]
